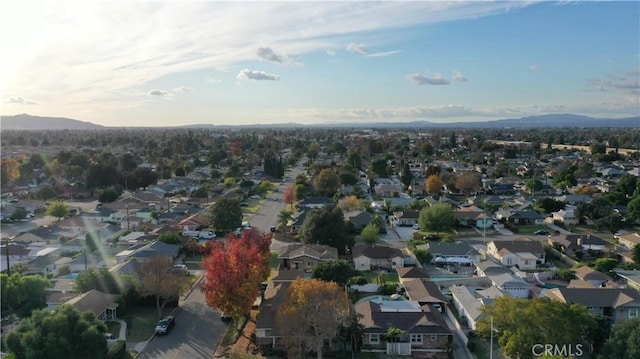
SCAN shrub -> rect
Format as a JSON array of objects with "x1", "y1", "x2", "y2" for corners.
[
  {"x1": 378, "y1": 283, "x2": 397, "y2": 295},
  {"x1": 107, "y1": 340, "x2": 126, "y2": 359}
]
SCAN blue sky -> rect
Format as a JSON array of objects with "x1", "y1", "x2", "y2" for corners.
[{"x1": 1, "y1": 1, "x2": 638, "y2": 127}]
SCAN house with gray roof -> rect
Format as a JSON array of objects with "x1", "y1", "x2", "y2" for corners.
[
  {"x1": 547, "y1": 233, "x2": 609, "y2": 257},
  {"x1": 402, "y1": 279, "x2": 448, "y2": 312},
  {"x1": 115, "y1": 240, "x2": 180, "y2": 264},
  {"x1": 352, "y1": 244, "x2": 404, "y2": 271},
  {"x1": 574, "y1": 266, "x2": 611, "y2": 288},
  {"x1": 428, "y1": 242, "x2": 480, "y2": 264},
  {"x1": 65, "y1": 289, "x2": 120, "y2": 321},
  {"x1": 397, "y1": 267, "x2": 430, "y2": 283},
  {"x1": 278, "y1": 243, "x2": 338, "y2": 272},
  {"x1": 613, "y1": 269, "x2": 640, "y2": 292},
  {"x1": 488, "y1": 272, "x2": 530, "y2": 298},
  {"x1": 542, "y1": 287, "x2": 640, "y2": 323},
  {"x1": 487, "y1": 238, "x2": 545, "y2": 270},
  {"x1": 344, "y1": 210, "x2": 373, "y2": 231},
  {"x1": 355, "y1": 297, "x2": 451, "y2": 357},
  {"x1": 451, "y1": 285, "x2": 507, "y2": 330}
]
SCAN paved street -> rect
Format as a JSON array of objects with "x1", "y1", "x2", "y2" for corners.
[{"x1": 136, "y1": 287, "x2": 226, "y2": 359}]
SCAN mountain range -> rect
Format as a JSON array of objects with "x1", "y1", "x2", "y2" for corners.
[{"x1": 1, "y1": 113, "x2": 638, "y2": 130}]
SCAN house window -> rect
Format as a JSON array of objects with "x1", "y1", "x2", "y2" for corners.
[
  {"x1": 307, "y1": 261, "x2": 314, "y2": 267},
  {"x1": 524, "y1": 260, "x2": 529, "y2": 265},
  {"x1": 370, "y1": 334, "x2": 379, "y2": 344},
  {"x1": 506, "y1": 257, "x2": 512, "y2": 265},
  {"x1": 430, "y1": 335, "x2": 438, "y2": 341},
  {"x1": 411, "y1": 334, "x2": 422, "y2": 344},
  {"x1": 629, "y1": 308, "x2": 639, "y2": 319}
]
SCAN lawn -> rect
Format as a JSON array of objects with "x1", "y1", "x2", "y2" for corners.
[
  {"x1": 359, "y1": 270, "x2": 399, "y2": 285},
  {"x1": 105, "y1": 321, "x2": 121, "y2": 338},
  {"x1": 512, "y1": 225, "x2": 549, "y2": 234},
  {"x1": 125, "y1": 306, "x2": 174, "y2": 342},
  {"x1": 468, "y1": 336, "x2": 507, "y2": 359},
  {"x1": 270, "y1": 252, "x2": 280, "y2": 269}
]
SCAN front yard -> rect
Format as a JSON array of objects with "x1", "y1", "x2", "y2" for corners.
[{"x1": 124, "y1": 306, "x2": 174, "y2": 342}]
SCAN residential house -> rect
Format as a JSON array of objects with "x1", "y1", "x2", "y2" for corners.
[
  {"x1": 424, "y1": 195, "x2": 460, "y2": 208},
  {"x1": 178, "y1": 215, "x2": 208, "y2": 233},
  {"x1": 542, "y1": 287, "x2": 640, "y2": 323},
  {"x1": 551, "y1": 206, "x2": 578, "y2": 225},
  {"x1": 278, "y1": 243, "x2": 338, "y2": 272},
  {"x1": 454, "y1": 206, "x2": 486, "y2": 227},
  {"x1": 495, "y1": 209, "x2": 545, "y2": 226},
  {"x1": 451, "y1": 285, "x2": 507, "y2": 330},
  {"x1": 402, "y1": 279, "x2": 448, "y2": 313},
  {"x1": 66, "y1": 289, "x2": 120, "y2": 321},
  {"x1": 486, "y1": 238, "x2": 546, "y2": 269},
  {"x1": 0, "y1": 243, "x2": 33, "y2": 272},
  {"x1": 392, "y1": 211, "x2": 420, "y2": 227},
  {"x1": 554, "y1": 194, "x2": 591, "y2": 205},
  {"x1": 25, "y1": 247, "x2": 60, "y2": 276},
  {"x1": 356, "y1": 297, "x2": 451, "y2": 357},
  {"x1": 487, "y1": 272, "x2": 530, "y2": 298},
  {"x1": 547, "y1": 233, "x2": 609, "y2": 257},
  {"x1": 374, "y1": 183, "x2": 403, "y2": 197},
  {"x1": 297, "y1": 197, "x2": 334, "y2": 209},
  {"x1": 474, "y1": 260, "x2": 511, "y2": 278},
  {"x1": 397, "y1": 267, "x2": 431, "y2": 284},
  {"x1": 574, "y1": 266, "x2": 611, "y2": 288},
  {"x1": 428, "y1": 242, "x2": 480, "y2": 265},
  {"x1": 352, "y1": 244, "x2": 404, "y2": 271},
  {"x1": 114, "y1": 240, "x2": 180, "y2": 264},
  {"x1": 613, "y1": 270, "x2": 640, "y2": 292},
  {"x1": 344, "y1": 210, "x2": 373, "y2": 231},
  {"x1": 618, "y1": 232, "x2": 640, "y2": 250},
  {"x1": 109, "y1": 258, "x2": 143, "y2": 278}
]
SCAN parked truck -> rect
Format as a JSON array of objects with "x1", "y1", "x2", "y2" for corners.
[{"x1": 182, "y1": 230, "x2": 216, "y2": 239}]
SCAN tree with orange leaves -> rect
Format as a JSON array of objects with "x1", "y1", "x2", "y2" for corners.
[
  {"x1": 199, "y1": 228, "x2": 271, "y2": 320},
  {"x1": 283, "y1": 183, "x2": 296, "y2": 208},
  {"x1": 276, "y1": 278, "x2": 352, "y2": 359}
]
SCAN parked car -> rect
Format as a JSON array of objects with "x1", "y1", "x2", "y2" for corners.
[
  {"x1": 412, "y1": 223, "x2": 420, "y2": 230},
  {"x1": 155, "y1": 316, "x2": 175, "y2": 335},
  {"x1": 270, "y1": 226, "x2": 276, "y2": 233},
  {"x1": 423, "y1": 234, "x2": 441, "y2": 241},
  {"x1": 220, "y1": 313, "x2": 231, "y2": 322},
  {"x1": 534, "y1": 230, "x2": 549, "y2": 235},
  {"x1": 250, "y1": 195, "x2": 261, "y2": 199}
]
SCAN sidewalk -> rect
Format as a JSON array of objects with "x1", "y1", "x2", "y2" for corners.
[{"x1": 442, "y1": 314, "x2": 473, "y2": 359}]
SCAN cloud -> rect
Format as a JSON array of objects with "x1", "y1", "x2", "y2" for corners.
[
  {"x1": 237, "y1": 68, "x2": 280, "y2": 81},
  {"x1": 346, "y1": 42, "x2": 369, "y2": 55},
  {"x1": 173, "y1": 86, "x2": 193, "y2": 92},
  {"x1": 3, "y1": 96, "x2": 38, "y2": 105},
  {"x1": 148, "y1": 89, "x2": 170, "y2": 96},
  {"x1": 325, "y1": 49, "x2": 336, "y2": 56},
  {"x1": 530, "y1": 64, "x2": 540, "y2": 71},
  {"x1": 365, "y1": 50, "x2": 401, "y2": 58},
  {"x1": 452, "y1": 71, "x2": 467, "y2": 82},
  {"x1": 207, "y1": 78, "x2": 222, "y2": 84},
  {"x1": 406, "y1": 73, "x2": 450, "y2": 85},
  {"x1": 588, "y1": 71, "x2": 640, "y2": 94},
  {"x1": 257, "y1": 46, "x2": 287, "y2": 64}
]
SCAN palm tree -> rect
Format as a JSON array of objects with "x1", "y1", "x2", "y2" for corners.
[{"x1": 278, "y1": 209, "x2": 294, "y2": 232}]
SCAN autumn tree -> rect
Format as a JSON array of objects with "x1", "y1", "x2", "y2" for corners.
[
  {"x1": 1, "y1": 158, "x2": 20, "y2": 188},
  {"x1": 46, "y1": 200, "x2": 69, "y2": 221},
  {"x1": 476, "y1": 297, "x2": 595, "y2": 359},
  {"x1": 337, "y1": 195, "x2": 361, "y2": 213},
  {"x1": 276, "y1": 278, "x2": 352, "y2": 359},
  {"x1": 314, "y1": 168, "x2": 341, "y2": 197},
  {"x1": 139, "y1": 256, "x2": 191, "y2": 319},
  {"x1": 210, "y1": 198, "x2": 243, "y2": 234},
  {"x1": 360, "y1": 224, "x2": 380, "y2": 245},
  {"x1": 418, "y1": 203, "x2": 455, "y2": 234},
  {"x1": 426, "y1": 175, "x2": 443, "y2": 195},
  {"x1": 283, "y1": 184, "x2": 297, "y2": 208},
  {"x1": 6, "y1": 305, "x2": 108, "y2": 359},
  {"x1": 455, "y1": 172, "x2": 482, "y2": 195},
  {"x1": 299, "y1": 206, "x2": 352, "y2": 254},
  {"x1": 200, "y1": 228, "x2": 271, "y2": 320}
]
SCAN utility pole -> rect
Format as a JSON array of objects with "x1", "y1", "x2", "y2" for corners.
[
  {"x1": 5, "y1": 241, "x2": 10, "y2": 276},
  {"x1": 125, "y1": 203, "x2": 130, "y2": 231},
  {"x1": 490, "y1": 316, "x2": 494, "y2": 359}
]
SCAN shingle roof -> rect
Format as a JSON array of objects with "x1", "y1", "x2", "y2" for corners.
[
  {"x1": 397, "y1": 267, "x2": 431, "y2": 279},
  {"x1": 544, "y1": 287, "x2": 640, "y2": 308},
  {"x1": 65, "y1": 289, "x2": 120, "y2": 316},
  {"x1": 278, "y1": 243, "x2": 338, "y2": 261},
  {"x1": 574, "y1": 266, "x2": 610, "y2": 282},
  {"x1": 403, "y1": 279, "x2": 448, "y2": 304},
  {"x1": 428, "y1": 242, "x2": 479, "y2": 257},
  {"x1": 355, "y1": 300, "x2": 450, "y2": 334},
  {"x1": 352, "y1": 244, "x2": 404, "y2": 260},
  {"x1": 491, "y1": 238, "x2": 545, "y2": 254}
]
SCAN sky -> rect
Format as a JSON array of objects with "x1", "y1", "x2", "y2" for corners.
[{"x1": 0, "y1": 1, "x2": 639, "y2": 127}]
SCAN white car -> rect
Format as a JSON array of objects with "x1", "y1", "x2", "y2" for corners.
[
  {"x1": 250, "y1": 195, "x2": 261, "y2": 199},
  {"x1": 413, "y1": 223, "x2": 420, "y2": 230}
]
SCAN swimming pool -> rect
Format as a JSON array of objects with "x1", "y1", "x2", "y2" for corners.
[
  {"x1": 64, "y1": 273, "x2": 79, "y2": 279},
  {"x1": 356, "y1": 294, "x2": 407, "y2": 305}
]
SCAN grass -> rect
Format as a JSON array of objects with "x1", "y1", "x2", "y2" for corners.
[
  {"x1": 125, "y1": 306, "x2": 174, "y2": 342},
  {"x1": 359, "y1": 270, "x2": 399, "y2": 285},
  {"x1": 512, "y1": 225, "x2": 550, "y2": 234},
  {"x1": 221, "y1": 315, "x2": 249, "y2": 346},
  {"x1": 469, "y1": 336, "x2": 507, "y2": 359},
  {"x1": 270, "y1": 252, "x2": 280, "y2": 269},
  {"x1": 356, "y1": 353, "x2": 379, "y2": 359}
]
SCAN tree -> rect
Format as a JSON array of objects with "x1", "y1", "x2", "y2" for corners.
[
  {"x1": 455, "y1": 172, "x2": 482, "y2": 195},
  {"x1": 283, "y1": 184, "x2": 297, "y2": 209},
  {"x1": 200, "y1": 229, "x2": 270, "y2": 319},
  {"x1": 210, "y1": 198, "x2": 243, "y2": 234},
  {"x1": 413, "y1": 249, "x2": 433, "y2": 266},
  {"x1": 476, "y1": 297, "x2": 595, "y2": 359},
  {"x1": 11, "y1": 207, "x2": 27, "y2": 221},
  {"x1": 312, "y1": 259, "x2": 359, "y2": 287},
  {"x1": 299, "y1": 206, "x2": 352, "y2": 254},
  {"x1": 85, "y1": 231, "x2": 101, "y2": 253},
  {"x1": 6, "y1": 305, "x2": 108, "y2": 359},
  {"x1": 74, "y1": 267, "x2": 137, "y2": 297},
  {"x1": 593, "y1": 258, "x2": 618, "y2": 274},
  {"x1": 337, "y1": 195, "x2": 361, "y2": 213},
  {"x1": 1, "y1": 158, "x2": 20, "y2": 187},
  {"x1": 535, "y1": 197, "x2": 566, "y2": 214},
  {"x1": 601, "y1": 317, "x2": 640, "y2": 359},
  {"x1": 277, "y1": 209, "x2": 293, "y2": 232},
  {"x1": 1, "y1": 273, "x2": 51, "y2": 317},
  {"x1": 224, "y1": 177, "x2": 237, "y2": 188},
  {"x1": 426, "y1": 175, "x2": 443, "y2": 195},
  {"x1": 139, "y1": 256, "x2": 190, "y2": 319},
  {"x1": 98, "y1": 188, "x2": 120, "y2": 203},
  {"x1": 46, "y1": 200, "x2": 69, "y2": 221},
  {"x1": 400, "y1": 163, "x2": 413, "y2": 188},
  {"x1": 525, "y1": 178, "x2": 543, "y2": 193},
  {"x1": 313, "y1": 168, "x2": 341, "y2": 197},
  {"x1": 627, "y1": 196, "x2": 640, "y2": 224},
  {"x1": 158, "y1": 231, "x2": 181, "y2": 245},
  {"x1": 276, "y1": 278, "x2": 352, "y2": 359},
  {"x1": 360, "y1": 224, "x2": 380, "y2": 245},
  {"x1": 555, "y1": 268, "x2": 576, "y2": 281},
  {"x1": 370, "y1": 158, "x2": 388, "y2": 177},
  {"x1": 419, "y1": 203, "x2": 455, "y2": 234}
]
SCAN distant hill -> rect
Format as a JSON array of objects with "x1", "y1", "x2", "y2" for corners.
[
  {"x1": 1, "y1": 113, "x2": 637, "y2": 130},
  {"x1": 0, "y1": 114, "x2": 105, "y2": 130}
]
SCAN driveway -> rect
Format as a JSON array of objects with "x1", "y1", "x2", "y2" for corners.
[{"x1": 135, "y1": 287, "x2": 226, "y2": 359}]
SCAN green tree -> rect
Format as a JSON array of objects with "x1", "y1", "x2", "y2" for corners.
[
  {"x1": 633, "y1": 244, "x2": 640, "y2": 265},
  {"x1": 419, "y1": 203, "x2": 455, "y2": 234},
  {"x1": 6, "y1": 305, "x2": 108, "y2": 359},
  {"x1": 555, "y1": 268, "x2": 576, "y2": 281},
  {"x1": 360, "y1": 223, "x2": 380, "y2": 245},
  {"x1": 628, "y1": 196, "x2": 640, "y2": 224},
  {"x1": 413, "y1": 249, "x2": 433, "y2": 266},
  {"x1": 299, "y1": 206, "x2": 352, "y2": 254},
  {"x1": 11, "y1": 207, "x2": 27, "y2": 221},
  {"x1": 370, "y1": 158, "x2": 388, "y2": 177},
  {"x1": 98, "y1": 188, "x2": 120, "y2": 203},
  {"x1": 593, "y1": 258, "x2": 618, "y2": 274},
  {"x1": 313, "y1": 168, "x2": 341, "y2": 197},
  {"x1": 477, "y1": 297, "x2": 595, "y2": 359},
  {"x1": 223, "y1": 177, "x2": 237, "y2": 188},
  {"x1": 46, "y1": 200, "x2": 69, "y2": 221},
  {"x1": 210, "y1": 198, "x2": 243, "y2": 234},
  {"x1": 525, "y1": 178, "x2": 543, "y2": 193},
  {"x1": 311, "y1": 259, "x2": 359, "y2": 287},
  {"x1": 400, "y1": 163, "x2": 413, "y2": 188},
  {"x1": 277, "y1": 209, "x2": 293, "y2": 232},
  {"x1": 601, "y1": 317, "x2": 640, "y2": 359},
  {"x1": 158, "y1": 231, "x2": 181, "y2": 245},
  {"x1": 0, "y1": 273, "x2": 51, "y2": 317}
]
